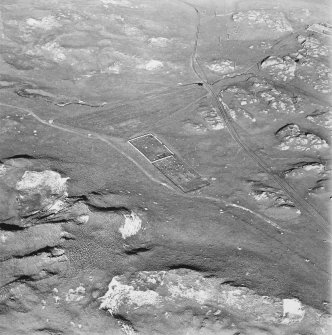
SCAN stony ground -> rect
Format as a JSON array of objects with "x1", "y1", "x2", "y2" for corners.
[{"x1": 0, "y1": 0, "x2": 331, "y2": 334}]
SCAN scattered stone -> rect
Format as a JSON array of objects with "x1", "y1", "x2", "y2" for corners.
[
  {"x1": 261, "y1": 56, "x2": 297, "y2": 81},
  {"x1": 248, "y1": 77, "x2": 273, "y2": 93},
  {"x1": 296, "y1": 59, "x2": 331, "y2": 94},
  {"x1": 148, "y1": 37, "x2": 170, "y2": 47},
  {"x1": 221, "y1": 86, "x2": 260, "y2": 123},
  {"x1": 119, "y1": 321, "x2": 135, "y2": 335},
  {"x1": 248, "y1": 41, "x2": 272, "y2": 50},
  {"x1": 228, "y1": 107, "x2": 256, "y2": 123},
  {"x1": 206, "y1": 59, "x2": 237, "y2": 75},
  {"x1": 249, "y1": 181, "x2": 296, "y2": 213},
  {"x1": 257, "y1": 88, "x2": 296, "y2": 113},
  {"x1": 182, "y1": 120, "x2": 208, "y2": 134},
  {"x1": 28, "y1": 41, "x2": 67, "y2": 62},
  {"x1": 65, "y1": 284, "x2": 86, "y2": 302},
  {"x1": 105, "y1": 62, "x2": 121, "y2": 74},
  {"x1": 276, "y1": 124, "x2": 301, "y2": 139},
  {"x1": 306, "y1": 110, "x2": 332, "y2": 129},
  {"x1": 293, "y1": 35, "x2": 331, "y2": 93},
  {"x1": 225, "y1": 86, "x2": 259, "y2": 106},
  {"x1": 309, "y1": 178, "x2": 329, "y2": 195},
  {"x1": 298, "y1": 35, "x2": 329, "y2": 58},
  {"x1": 123, "y1": 24, "x2": 146, "y2": 41},
  {"x1": 0, "y1": 118, "x2": 23, "y2": 136},
  {"x1": 284, "y1": 162, "x2": 325, "y2": 178},
  {"x1": 199, "y1": 109, "x2": 225, "y2": 130},
  {"x1": 288, "y1": 8, "x2": 311, "y2": 23},
  {"x1": 307, "y1": 23, "x2": 332, "y2": 36},
  {"x1": 276, "y1": 124, "x2": 329, "y2": 151},
  {"x1": 232, "y1": 10, "x2": 293, "y2": 33}
]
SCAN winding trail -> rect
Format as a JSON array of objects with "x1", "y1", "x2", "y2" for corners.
[
  {"x1": 0, "y1": 100, "x2": 288, "y2": 235},
  {"x1": 0, "y1": 101, "x2": 177, "y2": 193},
  {"x1": 1, "y1": 89, "x2": 329, "y2": 270}
]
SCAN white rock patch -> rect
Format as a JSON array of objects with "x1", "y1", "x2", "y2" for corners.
[
  {"x1": 26, "y1": 16, "x2": 61, "y2": 30},
  {"x1": 16, "y1": 170, "x2": 69, "y2": 214},
  {"x1": 65, "y1": 284, "x2": 86, "y2": 302},
  {"x1": 285, "y1": 163, "x2": 325, "y2": 179},
  {"x1": 16, "y1": 170, "x2": 68, "y2": 195},
  {"x1": 282, "y1": 298, "x2": 305, "y2": 324},
  {"x1": 206, "y1": 59, "x2": 236, "y2": 74},
  {"x1": 303, "y1": 164, "x2": 325, "y2": 173},
  {"x1": 101, "y1": 0, "x2": 133, "y2": 7},
  {"x1": 0, "y1": 164, "x2": 7, "y2": 177},
  {"x1": 27, "y1": 42, "x2": 66, "y2": 62},
  {"x1": 1, "y1": 232, "x2": 11, "y2": 242},
  {"x1": 138, "y1": 60, "x2": 163, "y2": 71},
  {"x1": 148, "y1": 37, "x2": 170, "y2": 47},
  {"x1": 119, "y1": 211, "x2": 142, "y2": 239},
  {"x1": 76, "y1": 214, "x2": 90, "y2": 224},
  {"x1": 105, "y1": 63, "x2": 121, "y2": 74},
  {"x1": 45, "y1": 198, "x2": 67, "y2": 212},
  {"x1": 99, "y1": 277, "x2": 160, "y2": 314}
]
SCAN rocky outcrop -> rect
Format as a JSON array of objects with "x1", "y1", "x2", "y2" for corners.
[
  {"x1": 247, "y1": 180, "x2": 300, "y2": 220},
  {"x1": 275, "y1": 124, "x2": 329, "y2": 152},
  {"x1": 284, "y1": 162, "x2": 326, "y2": 179},
  {"x1": 0, "y1": 157, "x2": 89, "y2": 293},
  {"x1": 99, "y1": 269, "x2": 331, "y2": 334},
  {"x1": 232, "y1": 10, "x2": 293, "y2": 37},
  {"x1": 306, "y1": 110, "x2": 332, "y2": 129},
  {"x1": 260, "y1": 56, "x2": 297, "y2": 82},
  {"x1": 0, "y1": 157, "x2": 90, "y2": 228}
]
